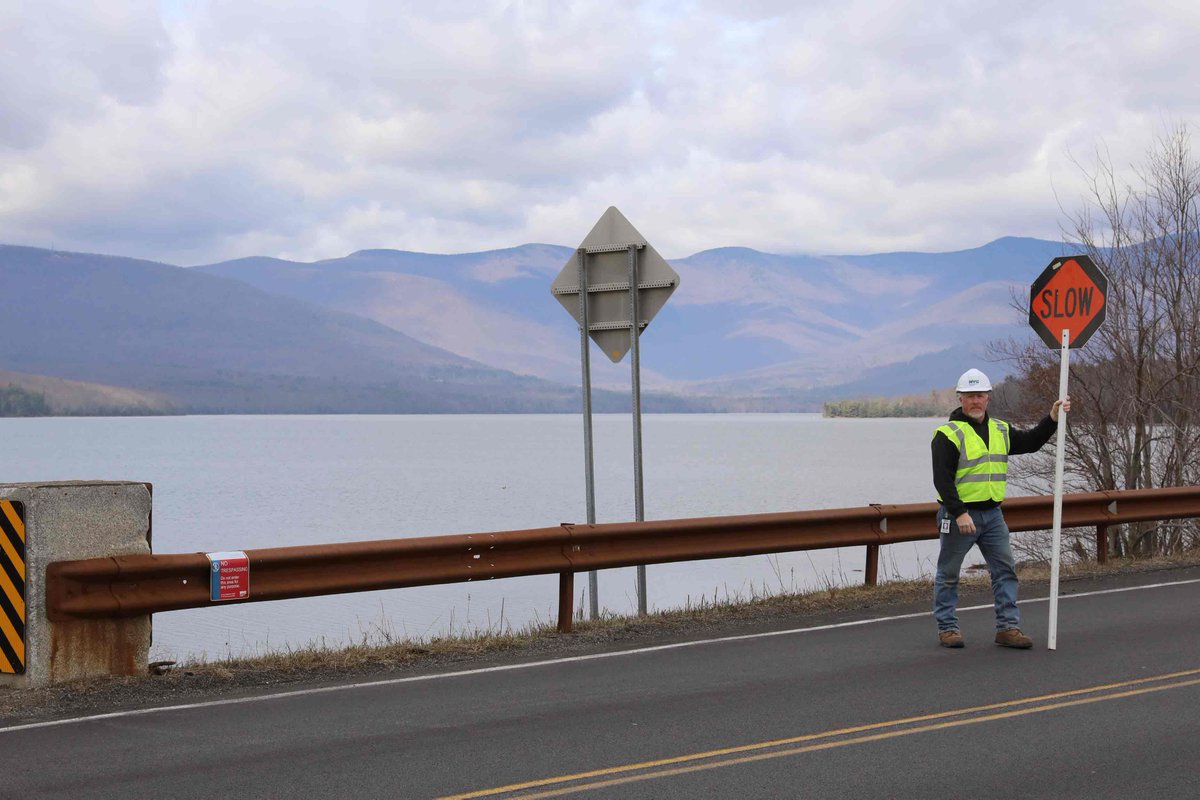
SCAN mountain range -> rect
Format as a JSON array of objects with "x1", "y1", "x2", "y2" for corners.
[{"x1": 1, "y1": 236, "x2": 1070, "y2": 414}]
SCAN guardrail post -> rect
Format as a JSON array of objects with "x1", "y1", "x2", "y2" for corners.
[
  {"x1": 0, "y1": 481, "x2": 152, "y2": 687},
  {"x1": 1096, "y1": 524, "x2": 1108, "y2": 564},
  {"x1": 864, "y1": 545, "x2": 879, "y2": 587},
  {"x1": 557, "y1": 571, "x2": 574, "y2": 633}
]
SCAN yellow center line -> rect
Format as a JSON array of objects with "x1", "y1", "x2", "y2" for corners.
[
  {"x1": 438, "y1": 668, "x2": 1200, "y2": 800},
  {"x1": 508, "y1": 677, "x2": 1200, "y2": 799}
]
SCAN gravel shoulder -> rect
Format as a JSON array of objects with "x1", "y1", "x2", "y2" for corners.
[{"x1": 3, "y1": 554, "x2": 1198, "y2": 727}]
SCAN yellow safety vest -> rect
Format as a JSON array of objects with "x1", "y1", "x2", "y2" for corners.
[{"x1": 934, "y1": 417, "x2": 1011, "y2": 503}]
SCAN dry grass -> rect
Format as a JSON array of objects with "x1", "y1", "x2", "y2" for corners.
[
  {"x1": 1014, "y1": 549, "x2": 1200, "y2": 581},
  {"x1": 183, "y1": 548, "x2": 1200, "y2": 678},
  {"x1": 182, "y1": 576, "x2": 940, "y2": 676},
  {"x1": 197, "y1": 628, "x2": 544, "y2": 676},
  {"x1": 0, "y1": 367, "x2": 176, "y2": 415},
  {"x1": 3, "y1": 550, "x2": 1198, "y2": 722}
]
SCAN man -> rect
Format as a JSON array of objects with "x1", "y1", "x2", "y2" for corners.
[{"x1": 932, "y1": 368, "x2": 1069, "y2": 649}]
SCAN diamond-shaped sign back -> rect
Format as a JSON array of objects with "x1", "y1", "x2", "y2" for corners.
[{"x1": 550, "y1": 207, "x2": 680, "y2": 363}]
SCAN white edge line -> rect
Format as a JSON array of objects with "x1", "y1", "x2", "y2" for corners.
[{"x1": 4, "y1": 577, "x2": 1198, "y2": 735}]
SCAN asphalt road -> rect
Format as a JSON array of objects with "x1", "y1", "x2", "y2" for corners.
[{"x1": 6, "y1": 567, "x2": 1199, "y2": 799}]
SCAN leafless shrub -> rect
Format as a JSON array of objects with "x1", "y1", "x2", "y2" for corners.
[{"x1": 994, "y1": 124, "x2": 1200, "y2": 558}]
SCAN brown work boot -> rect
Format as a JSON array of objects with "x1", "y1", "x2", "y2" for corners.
[
  {"x1": 938, "y1": 630, "x2": 964, "y2": 648},
  {"x1": 995, "y1": 628, "x2": 1033, "y2": 649}
]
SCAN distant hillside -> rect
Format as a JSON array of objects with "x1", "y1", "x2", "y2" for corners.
[
  {"x1": 4, "y1": 235, "x2": 1072, "y2": 414},
  {"x1": 667, "y1": 239, "x2": 1060, "y2": 397},
  {"x1": 0, "y1": 369, "x2": 176, "y2": 416},
  {"x1": 0, "y1": 245, "x2": 698, "y2": 413},
  {"x1": 195, "y1": 236, "x2": 1068, "y2": 400},
  {"x1": 195, "y1": 245, "x2": 585, "y2": 387}
]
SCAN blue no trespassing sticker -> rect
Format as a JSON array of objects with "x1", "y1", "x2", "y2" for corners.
[{"x1": 206, "y1": 551, "x2": 250, "y2": 602}]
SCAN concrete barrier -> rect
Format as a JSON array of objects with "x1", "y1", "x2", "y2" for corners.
[{"x1": 0, "y1": 481, "x2": 151, "y2": 687}]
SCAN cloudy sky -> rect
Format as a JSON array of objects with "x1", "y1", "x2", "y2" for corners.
[{"x1": 3, "y1": 0, "x2": 1198, "y2": 265}]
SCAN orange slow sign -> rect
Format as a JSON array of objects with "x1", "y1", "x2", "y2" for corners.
[{"x1": 1028, "y1": 254, "x2": 1108, "y2": 349}]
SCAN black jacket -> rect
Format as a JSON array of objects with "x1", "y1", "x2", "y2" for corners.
[{"x1": 932, "y1": 408, "x2": 1057, "y2": 517}]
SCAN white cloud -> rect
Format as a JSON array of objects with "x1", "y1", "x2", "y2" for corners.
[
  {"x1": 0, "y1": 0, "x2": 169, "y2": 148},
  {"x1": 2, "y1": 0, "x2": 1199, "y2": 264}
]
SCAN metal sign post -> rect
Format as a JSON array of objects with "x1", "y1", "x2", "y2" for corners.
[
  {"x1": 628, "y1": 244, "x2": 647, "y2": 615},
  {"x1": 1028, "y1": 254, "x2": 1108, "y2": 650},
  {"x1": 576, "y1": 249, "x2": 599, "y2": 619},
  {"x1": 551, "y1": 207, "x2": 680, "y2": 620}
]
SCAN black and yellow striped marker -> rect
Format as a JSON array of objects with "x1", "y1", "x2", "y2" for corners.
[{"x1": 0, "y1": 500, "x2": 25, "y2": 674}]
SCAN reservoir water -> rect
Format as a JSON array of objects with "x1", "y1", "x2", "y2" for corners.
[{"x1": 3, "y1": 413, "x2": 953, "y2": 661}]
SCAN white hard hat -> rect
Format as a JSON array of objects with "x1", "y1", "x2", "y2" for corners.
[{"x1": 956, "y1": 368, "x2": 992, "y2": 392}]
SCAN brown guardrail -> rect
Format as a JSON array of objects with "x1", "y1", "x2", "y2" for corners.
[{"x1": 46, "y1": 486, "x2": 1200, "y2": 632}]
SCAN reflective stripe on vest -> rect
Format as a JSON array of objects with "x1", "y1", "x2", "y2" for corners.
[{"x1": 934, "y1": 418, "x2": 1010, "y2": 503}]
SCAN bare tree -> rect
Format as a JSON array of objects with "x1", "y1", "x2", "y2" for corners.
[{"x1": 994, "y1": 124, "x2": 1200, "y2": 559}]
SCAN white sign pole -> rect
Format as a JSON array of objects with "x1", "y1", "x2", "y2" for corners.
[{"x1": 1047, "y1": 327, "x2": 1070, "y2": 650}]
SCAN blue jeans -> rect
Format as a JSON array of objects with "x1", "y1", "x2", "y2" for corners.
[{"x1": 933, "y1": 506, "x2": 1020, "y2": 632}]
